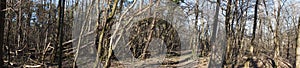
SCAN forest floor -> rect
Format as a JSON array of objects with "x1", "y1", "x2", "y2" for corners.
[
  {"x1": 110, "y1": 50, "x2": 209, "y2": 68},
  {"x1": 108, "y1": 49, "x2": 293, "y2": 68}
]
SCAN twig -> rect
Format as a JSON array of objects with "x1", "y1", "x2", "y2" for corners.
[
  {"x1": 42, "y1": 43, "x2": 51, "y2": 64},
  {"x1": 62, "y1": 30, "x2": 95, "y2": 45},
  {"x1": 64, "y1": 41, "x2": 94, "y2": 56}
]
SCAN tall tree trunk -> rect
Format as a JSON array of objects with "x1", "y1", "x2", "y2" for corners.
[
  {"x1": 273, "y1": 1, "x2": 282, "y2": 67},
  {"x1": 245, "y1": 0, "x2": 259, "y2": 67},
  {"x1": 296, "y1": 17, "x2": 300, "y2": 68},
  {"x1": 58, "y1": 0, "x2": 65, "y2": 67},
  {"x1": 224, "y1": 0, "x2": 232, "y2": 67},
  {"x1": 0, "y1": 0, "x2": 5, "y2": 67},
  {"x1": 251, "y1": 0, "x2": 259, "y2": 55},
  {"x1": 193, "y1": 0, "x2": 199, "y2": 59},
  {"x1": 210, "y1": 0, "x2": 220, "y2": 50},
  {"x1": 208, "y1": 0, "x2": 221, "y2": 67}
]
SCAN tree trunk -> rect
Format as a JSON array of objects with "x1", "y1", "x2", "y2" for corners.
[
  {"x1": 296, "y1": 17, "x2": 300, "y2": 68},
  {"x1": 58, "y1": 0, "x2": 65, "y2": 67},
  {"x1": 245, "y1": 1, "x2": 260, "y2": 67},
  {"x1": 251, "y1": 0, "x2": 259, "y2": 55},
  {"x1": 0, "y1": 0, "x2": 5, "y2": 67},
  {"x1": 208, "y1": 0, "x2": 221, "y2": 67},
  {"x1": 224, "y1": 0, "x2": 232, "y2": 67},
  {"x1": 0, "y1": 0, "x2": 6, "y2": 68},
  {"x1": 273, "y1": 1, "x2": 281, "y2": 67},
  {"x1": 193, "y1": 0, "x2": 199, "y2": 59}
]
